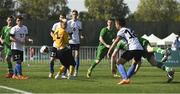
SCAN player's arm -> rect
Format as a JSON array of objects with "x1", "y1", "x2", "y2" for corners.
[
  {"x1": 99, "y1": 36, "x2": 110, "y2": 48},
  {"x1": 79, "y1": 21, "x2": 84, "y2": 39},
  {"x1": 50, "y1": 23, "x2": 57, "y2": 38},
  {"x1": 50, "y1": 30, "x2": 54, "y2": 38},
  {"x1": 107, "y1": 36, "x2": 120, "y2": 58},
  {"x1": 0, "y1": 27, "x2": 4, "y2": 44},
  {"x1": 99, "y1": 28, "x2": 110, "y2": 48}
]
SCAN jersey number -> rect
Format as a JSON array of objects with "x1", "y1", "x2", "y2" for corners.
[
  {"x1": 20, "y1": 34, "x2": 25, "y2": 38},
  {"x1": 124, "y1": 30, "x2": 136, "y2": 39}
]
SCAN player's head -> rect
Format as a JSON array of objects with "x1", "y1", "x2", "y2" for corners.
[
  {"x1": 16, "y1": 15, "x2": 24, "y2": 26},
  {"x1": 176, "y1": 35, "x2": 179, "y2": 39},
  {"x1": 107, "y1": 18, "x2": 114, "y2": 27},
  {"x1": 6, "y1": 16, "x2": 14, "y2": 26},
  {"x1": 115, "y1": 18, "x2": 126, "y2": 29},
  {"x1": 59, "y1": 13, "x2": 66, "y2": 21},
  {"x1": 72, "y1": 10, "x2": 78, "y2": 20}
]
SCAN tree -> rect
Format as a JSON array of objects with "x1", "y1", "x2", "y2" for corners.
[
  {"x1": 85, "y1": 0, "x2": 129, "y2": 21},
  {"x1": 0, "y1": 0, "x2": 15, "y2": 19},
  {"x1": 134, "y1": 0, "x2": 180, "y2": 22},
  {"x1": 17, "y1": 0, "x2": 70, "y2": 20}
]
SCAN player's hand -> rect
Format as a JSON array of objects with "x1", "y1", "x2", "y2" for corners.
[
  {"x1": 28, "y1": 38, "x2": 33, "y2": 44},
  {"x1": 50, "y1": 32, "x2": 54, "y2": 37},
  {"x1": 80, "y1": 35, "x2": 84, "y2": 39},
  {"x1": 106, "y1": 45, "x2": 110, "y2": 48},
  {"x1": 0, "y1": 39, "x2": 4, "y2": 44},
  {"x1": 107, "y1": 52, "x2": 111, "y2": 59}
]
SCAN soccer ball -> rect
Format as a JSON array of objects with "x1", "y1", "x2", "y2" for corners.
[{"x1": 40, "y1": 45, "x2": 49, "y2": 54}]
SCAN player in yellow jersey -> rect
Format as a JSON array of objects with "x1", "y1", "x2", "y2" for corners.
[{"x1": 52, "y1": 21, "x2": 76, "y2": 79}]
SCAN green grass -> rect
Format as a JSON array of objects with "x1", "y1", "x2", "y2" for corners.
[{"x1": 0, "y1": 60, "x2": 180, "y2": 93}]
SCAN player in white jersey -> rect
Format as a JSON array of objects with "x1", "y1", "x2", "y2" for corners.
[
  {"x1": 108, "y1": 18, "x2": 144, "y2": 85},
  {"x1": 49, "y1": 14, "x2": 67, "y2": 78},
  {"x1": 10, "y1": 15, "x2": 33, "y2": 80},
  {"x1": 67, "y1": 10, "x2": 82, "y2": 76}
]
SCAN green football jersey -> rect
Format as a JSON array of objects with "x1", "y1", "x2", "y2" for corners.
[
  {"x1": 99, "y1": 27, "x2": 116, "y2": 47},
  {"x1": 1, "y1": 26, "x2": 11, "y2": 48}
]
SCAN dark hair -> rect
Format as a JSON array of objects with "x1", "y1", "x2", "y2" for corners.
[
  {"x1": 16, "y1": 15, "x2": 23, "y2": 20},
  {"x1": 72, "y1": 10, "x2": 78, "y2": 14},
  {"x1": 8, "y1": 15, "x2": 14, "y2": 19},
  {"x1": 60, "y1": 13, "x2": 66, "y2": 18},
  {"x1": 115, "y1": 18, "x2": 126, "y2": 26},
  {"x1": 107, "y1": 18, "x2": 114, "y2": 21}
]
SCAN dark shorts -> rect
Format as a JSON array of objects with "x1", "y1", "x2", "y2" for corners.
[
  {"x1": 50, "y1": 47, "x2": 57, "y2": 58},
  {"x1": 142, "y1": 51, "x2": 154, "y2": 61},
  {"x1": 56, "y1": 47, "x2": 76, "y2": 68},
  {"x1": 12, "y1": 50, "x2": 23, "y2": 62},
  {"x1": 69, "y1": 44, "x2": 80, "y2": 50},
  {"x1": 121, "y1": 50, "x2": 143, "y2": 62}
]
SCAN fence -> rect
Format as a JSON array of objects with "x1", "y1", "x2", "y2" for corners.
[{"x1": 23, "y1": 46, "x2": 101, "y2": 64}]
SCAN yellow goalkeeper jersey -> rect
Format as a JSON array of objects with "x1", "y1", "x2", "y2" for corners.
[{"x1": 52, "y1": 27, "x2": 69, "y2": 49}]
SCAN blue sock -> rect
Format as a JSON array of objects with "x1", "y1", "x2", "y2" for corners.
[
  {"x1": 117, "y1": 64, "x2": 128, "y2": 80},
  {"x1": 14, "y1": 65, "x2": 18, "y2": 75},
  {"x1": 75, "y1": 57, "x2": 80, "y2": 72},
  {"x1": 127, "y1": 63, "x2": 137, "y2": 78},
  {"x1": 50, "y1": 61, "x2": 54, "y2": 73},
  {"x1": 16, "y1": 62, "x2": 22, "y2": 75}
]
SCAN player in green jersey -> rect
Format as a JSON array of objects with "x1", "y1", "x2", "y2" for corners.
[
  {"x1": 109, "y1": 37, "x2": 174, "y2": 83},
  {"x1": 87, "y1": 19, "x2": 117, "y2": 78},
  {"x1": 0, "y1": 16, "x2": 14, "y2": 78}
]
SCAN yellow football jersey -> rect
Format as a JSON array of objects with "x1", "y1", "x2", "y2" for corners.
[{"x1": 53, "y1": 27, "x2": 69, "y2": 49}]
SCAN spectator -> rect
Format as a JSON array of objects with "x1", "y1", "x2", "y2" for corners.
[{"x1": 172, "y1": 35, "x2": 180, "y2": 50}]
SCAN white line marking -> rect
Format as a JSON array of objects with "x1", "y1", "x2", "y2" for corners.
[{"x1": 0, "y1": 85, "x2": 32, "y2": 94}]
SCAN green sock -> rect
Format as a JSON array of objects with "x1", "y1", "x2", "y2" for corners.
[
  {"x1": 89, "y1": 61, "x2": 98, "y2": 72},
  {"x1": 153, "y1": 47, "x2": 166, "y2": 54},
  {"x1": 7, "y1": 62, "x2": 13, "y2": 73}
]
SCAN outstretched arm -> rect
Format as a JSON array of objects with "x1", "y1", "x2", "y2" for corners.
[{"x1": 107, "y1": 36, "x2": 120, "y2": 58}]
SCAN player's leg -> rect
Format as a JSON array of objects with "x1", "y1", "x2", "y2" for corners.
[
  {"x1": 127, "y1": 59, "x2": 142, "y2": 79},
  {"x1": 146, "y1": 53, "x2": 175, "y2": 83},
  {"x1": 55, "y1": 65, "x2": 66, "y2": 79},
  {"x1": 4, "y1": 47, "x2": 13, "y2": 78},
  {"x1": 48, "y1": 47, "x2": 56, "y2": 78},
  {"x1": 87, "y1": 46, "x2": 108, "y2": 78},
  {"x1": 127, "y1": 51, "x2": 142, "y2": 79},
  {"x1": 111, "y1": 48, "x2": 122, "y2": 77},
  {"x1": 116, "y1": 58, "x2": 130, "y2": 84},
  {"x1": 12, "y1": 50, "x2": 28, "y2": 80},
  {"x1": 111, "y1": 40, "x2": 127, "y2": 77},
  {"x1": 116, "y1": 51, "x2": 131, "y2": 84},
  {"x1": 74, "y1": 46, "x2": 80, "y2": 76},
  {"x1": 146, "y1": 45, "x2": 171, "y2": 62},
  {"x1": 12, "y1": 50, "x2": 19, "y2": 79}
]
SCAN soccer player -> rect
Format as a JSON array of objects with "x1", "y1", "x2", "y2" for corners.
[
  {"x1": 49, "y1": 14, "x2": 67, "y2": 78},
  {"x1": 10, "y1": 15, "x2": 33, "y2": 80},
  {"x1": 67, "y1": 10, "x2": 83, "y2": 76},
  {"x1": 108, "y1": 18, "x2": 144, "y2": 84},
  {"x1": 86, "y1": 19, "x2": 117, "y2": 78},
  {"x1": 52, "y1": 21, "x2": 76, "y2": 79},
  {"x1": 0, "y1": 16, "x2": 14, "y2": 78},
  {"x1": 110, "y1": 37, "x2": 174, "y2": 83}
]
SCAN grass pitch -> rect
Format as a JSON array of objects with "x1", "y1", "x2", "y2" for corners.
[{"x1": 0, "y1": 60, "x2": 180, "y2": 93}]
